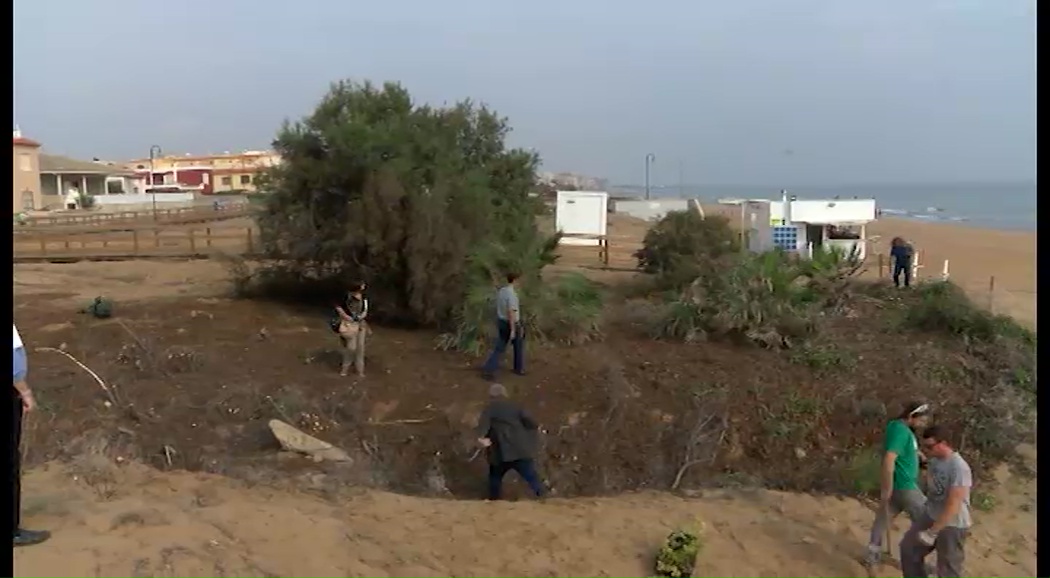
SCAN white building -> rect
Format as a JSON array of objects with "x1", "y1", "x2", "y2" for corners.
[{"x1": 721, "y1": 191, "x2": 878, "y2": 260}]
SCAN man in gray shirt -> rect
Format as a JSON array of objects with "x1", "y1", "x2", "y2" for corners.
[
  {"x1": 481, "y1": 272, "x2": 524, "y2": 379},
  {"x1": 899, "y1": 425, "x2": 973, "y2": 578}
]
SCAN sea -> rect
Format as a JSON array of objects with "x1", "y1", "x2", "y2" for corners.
[{"x1": 608, "y1": 182, "x2": 1036, "y2": 232}]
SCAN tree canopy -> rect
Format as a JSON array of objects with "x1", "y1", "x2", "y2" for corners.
[{"x1": 251, "y1": 80, "x2": 549, "y2": 326}]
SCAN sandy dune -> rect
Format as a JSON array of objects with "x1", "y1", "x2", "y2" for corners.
[{"x1": 14, "y1": 455, "x2": 1036, "y2": 578}]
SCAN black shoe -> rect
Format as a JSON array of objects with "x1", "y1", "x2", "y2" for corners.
[
  {"x1": 513, "y1": 370, "x2": 527, "y2": 376},
  {"x1": 13, "y1": 528, "x2": 51, "y2": 547}
]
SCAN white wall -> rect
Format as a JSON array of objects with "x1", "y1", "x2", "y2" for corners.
[
  {"x1": 93, "y1": 192, "x2": 196, "y2": 206},
  {"x1": 555, "y1": 190, "x2": 608, "y2": 247},
  {"x1": 769, "y1": 199, "x2": 876, "y2": 224}
]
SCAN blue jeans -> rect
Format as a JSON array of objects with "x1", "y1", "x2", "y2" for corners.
[
  {"x1": 482, "y1": 319, "x2": 524, "y2": 376},
  {"x1": 488, "y1": 459, "x2": 545, "y2": 500}
]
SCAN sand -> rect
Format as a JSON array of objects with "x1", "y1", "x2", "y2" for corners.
[
  {"x1": 866, "y1": 218, "x2": 1036, "y2": 326},
  {"x1": 13, "y1": 456, "x2": 1036, "y2": 578}
]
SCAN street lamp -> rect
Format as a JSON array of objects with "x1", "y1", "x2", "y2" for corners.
[
  {"x1": 149, "y1": 145, "x2": 162, "y2": 221},
  {"x1": 644, "y1": 153, "x2": 656, "y2": 200}
]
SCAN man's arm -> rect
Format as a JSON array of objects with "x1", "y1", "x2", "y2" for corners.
[
  {"x1": 507, "y1": 291, "x2": 520, "y2": 336},
  {"x1": 475, "y1": 406, "x2": 493, "y2": 445},
  {"x1": 519, "y1": 408, "x2": 538, "y2": 431},
  {"x1": 929, "y1": 463, "x2": 972, "y2": 534}
]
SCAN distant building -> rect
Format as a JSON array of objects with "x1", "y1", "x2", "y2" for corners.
[
  {"x1": 12, "y1": 130, "x2": 139, "y2": 212},
  {"x1": 537, "y1": 171, "x2": 608, "y2": 192},
  {"x1": 123, "y1": 150, "x2": 282, "y2": 195}
]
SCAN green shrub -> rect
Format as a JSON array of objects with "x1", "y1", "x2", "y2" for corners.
[
  {"x1": 846, "y1": 449, "x2": 883, "y2": 496},
  {"x1": 656, "y1": 250, "x2": 819, "y2": 348},
  {"x1": 634, "y1": 211, "x2": 739, "y2": 290},
  {"x1": 244, "y1": 80, "x2": 547, "y2": 327},
  {"x1": 789, "y1": 342, "x2": 858, "y2": 375},
  {"x1": 78, "y1": 192, "x2": 97, "y2": 209},
  {"x1": 436, "y1": 272, "x2": 604, "y2": 354},
  {"x1": 654, "y1": 528, "x2": 702, "y2": 578},
  {"x1": 900, "y1": 281, "x2": 1034, "y2": 344}
]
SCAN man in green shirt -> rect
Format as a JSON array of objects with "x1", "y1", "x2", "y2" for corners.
[{"x1": 864, "y1": 401, "x2": 931, "y2": 570}]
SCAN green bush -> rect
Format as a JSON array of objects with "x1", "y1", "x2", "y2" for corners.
[
  {"x1": 78, "y1": 192, "x2": 97, "y2": 209},
  {"x1": 846, "y1": 449, "x2": 883, "y2": 496},
  {"x1": 656, "y1": 250, "x2": 818, "y2": 348},
  {"x1": 244, "y1": 80, "x2": 547, "y2": 327},
  {"x1": 651, "y1": 242, "x2": 868, "y2": 348},
  {"x1": 654, "y1": 528, "x2": 702, "y2": 578},
  {"x1": 900, "y1": 281, "x2": 1034, "y2": 344},
  {"x1": 634, "y1": 211, "x2": 739, "y2": 290},
  {"x1": 436, "y1": 272, "x2": 604, "y2": 354}
]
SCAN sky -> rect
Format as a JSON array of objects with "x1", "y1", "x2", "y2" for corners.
[{"x1": 13, "y1": 0, "x2": 1036, "y2": 186}]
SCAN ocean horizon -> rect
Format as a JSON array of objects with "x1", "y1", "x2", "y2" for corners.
[{"x1": 608, "y1": 182, "x2": 1036, "y2": 232}]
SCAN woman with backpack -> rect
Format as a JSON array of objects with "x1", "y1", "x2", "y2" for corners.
[{"x1": 331, "y1": 281, "x2": 369, "y2": 377}]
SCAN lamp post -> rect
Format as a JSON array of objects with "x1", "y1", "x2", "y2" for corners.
[
  {"x1": 644, "y1": 153, "x2": 656, "y2": 200},
  {"x1": 149, "y1": 145, "x2": 162, "y2": 221}
]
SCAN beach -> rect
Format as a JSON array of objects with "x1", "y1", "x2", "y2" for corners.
[{"x1": 866, "y1": 218, "x2": 1036, "y2": 327}]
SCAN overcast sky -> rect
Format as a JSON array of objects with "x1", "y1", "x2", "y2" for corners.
[{"x1": 13, "y1": 0, "x2": 1035, "y2": 186}]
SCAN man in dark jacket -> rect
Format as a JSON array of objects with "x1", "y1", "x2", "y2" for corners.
[{"x1": 475, "y1": 383, "x2": 546, "y2": 500}]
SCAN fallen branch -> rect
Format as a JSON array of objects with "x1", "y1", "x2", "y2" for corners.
[
  {"x1": 671, "y1": 460, "x2": 704, "y2": 491},
  {"x1": 366, "y1": 418, "x2": 433, "y2": 426},
  {"x1": 35, "y1": 347, "x2": 117, "y2": 405}
]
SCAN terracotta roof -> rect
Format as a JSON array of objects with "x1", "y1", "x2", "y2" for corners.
[
  {"x1": 13, "y1": 136, "x2": 41, "y2": 148},
  {"x1": 39, "y1": 154, "x2": 134, "y2": 176}
]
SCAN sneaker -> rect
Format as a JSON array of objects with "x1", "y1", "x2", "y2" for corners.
[{"x1": 13, "y1": 528, "x2": 50, "y2": 547}]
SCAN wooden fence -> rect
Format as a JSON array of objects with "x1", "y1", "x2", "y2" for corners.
[
  {"x1": 14, "y1": 226, "x2": 260, "y2": 262},
  {"x1": 16, "y1": 204, "x2": 252, "y2": 230}
]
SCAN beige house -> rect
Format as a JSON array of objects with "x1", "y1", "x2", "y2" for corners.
[
  {"x1": 13, "y1": 132, "x2": 42, "y2": 212},
  {"x1": 38, "y1": 154, "x2": 136, "y2": 208},
  {"x1": 12, "y1": 130, "x2": 137, "y2": 212}
]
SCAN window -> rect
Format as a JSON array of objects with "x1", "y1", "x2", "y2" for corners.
[
  {"x1": 240, "y1": 174, "x2": 252, "y2": 185},
  {"x1": 826, "y1": 225, "x2": 862, "y2": 240},
  {"x1": 772, "y1": 226, "x2": 799, "y2": 251},
  {"x1": 221, "y1": 176, "x2": 232, "y2": 186},
  {"x1": 18, "y1": 153, "x2": 32, "y2": 172}
]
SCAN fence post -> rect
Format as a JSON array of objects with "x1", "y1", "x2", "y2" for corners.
[
  {"x1": 206, "y1": 227, "x2": 213, "y2": 248},
  {"x1": 38, "y1": 237, "x2": 46, "y2": 256},
  {"x1": 988, "y1": 276, "x2": 996, "y2": 313},
  {"x1": 941, "y1": 259, "x2": 950, "y2": 281}
]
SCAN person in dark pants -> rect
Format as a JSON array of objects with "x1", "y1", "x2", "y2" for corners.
[
  {"x1": 899, "y1": 425, "x2": 973, "y2": 578},
  {"x1": 481, "y1": 273, "x2": 524, "y2": 380},
  {"x1": 475, "y1": 383, "x2": 546, "y2": 500},
  {"x1": 12, "y1": 325, "x2": 50, "y2": 547},
  {"x1": 890, "y1": 236, "x2": 915, "y2": 288}
]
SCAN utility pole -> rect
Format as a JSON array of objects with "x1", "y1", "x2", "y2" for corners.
[{"x1": 644, "y1": 153, "x2": 656, "y2": 200}]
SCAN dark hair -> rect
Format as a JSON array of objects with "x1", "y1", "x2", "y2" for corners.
[
  {"x1": 921, "y1": 424, "x2": 952, "y2": 446},
  {"x1": 891, "y1": 236, "x2": 905, "y2": 247},
  {"x1": 506, "y1": 272, "x2": 519, "y2": 284},
  {"x1": 899, "y1": 401, "x2": 930, "y2": 420},
  {"x1": 350, "y1": 280, "x2": 366, "y2": 292}
]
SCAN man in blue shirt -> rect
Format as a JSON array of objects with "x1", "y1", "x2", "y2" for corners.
[
  {"x1": 12, "y1": 325, "x2": 50, "y2": 547},
  {"x1": 890, "y1": 236, "x2": 914, "y2": 288},
  {"x1": 481, "y1": 273, "x2": 525, "y2": 380}
]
